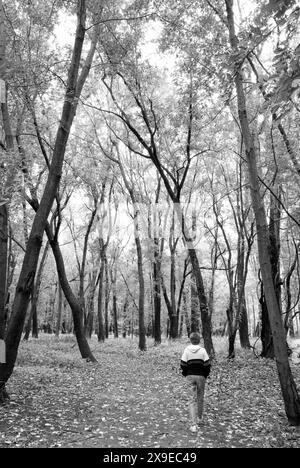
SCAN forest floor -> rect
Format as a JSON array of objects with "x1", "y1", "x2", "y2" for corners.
[{"x1": 0, "y1": 335, "x2": 300, "y2": 449}]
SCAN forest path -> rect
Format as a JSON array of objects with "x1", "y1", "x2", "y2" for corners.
[
  {"x1": 57, "y1": 338, "x2": 300, "y2": 448},
  {"x1": 1, "y1": 336, "x2": 300, "y2": 448}
]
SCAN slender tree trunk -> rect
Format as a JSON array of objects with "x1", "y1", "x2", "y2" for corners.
[
  {"x1": 79, "y1": 200, "x2": 97, "y2": 326},
  {"x1": 24, "y1": 241, "x2": 49, "y2": 340},
  {"x1": 135, "y1": 233, "x2": 146, "y2": 350},
  {"x1": 117, "y1": 158, "x2": 146, "y2": 350},
  {"x1": 32, "y1": 299, "x2": 39, "y2": 338},
  {"x1": 260, "y1": 190, "x2": 281, "y2": 357},
  {"x1": 260, "y1": 287, "x2": 275, "y2": 358},
  {"x1": 122, "y1": 295, "x2": 129, "y2": 338},
  {"x1": 178, "y1": 206, "x2": 214, "y2": 355},
  {"x1": 169, "y1": 246, "x2": 178, "y2": 339},
  {"x1": 184, "y1": 290, "x2": 191, "y2": 337},
  {"x1": 153, "y1": 236, "x2": 161, "y2": 345},
  {"x1": 85, "y1": 269, "x2": 97, "y2": 338},
  {"x1": 104, "y1": 255, "x2": 109, "y2": 338},
  {"x1": 227, "y1": 303, "x2": 237, "y2": 358},
  {"x1": 178, "y1": 312, "x2": 183, "y2": 337},
  {"x1": 0, "y1": 0, "x2": 14, "y2": 388},
  {"x1": 161, "y1": 274, "x2": 175, "y2": 337},
  {"x1": 190, "y1": 274, "x2": 199, "y2": 333},
  {"x1": 97, "y1": 246, "x2": 106, "y2": 342},
  {"x1": 225, "y1": 0, "x2": 300, "y2": 425},
  {"x1": 239, "y1": 297, "x2": 250, "y2": 348},
  {"x1": 237, "y1": 232, "x2": 251, "y2": 348},
  {"x1": 111, "y1": 266, "x2": 118, "y2": 339},
  {"x1": 55, "y1": 282, "x2": 63, "y2": 337}
]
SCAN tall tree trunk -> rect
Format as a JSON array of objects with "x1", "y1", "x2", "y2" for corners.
[
  {"x1": 24, "y1": 241, "x2": 49, "y2": 340},
  {"x1": 153, "y1": 236, "x2": 161, "y2": 345},
  {"x1": 179, "y1": 209, "x2": 214, "y2": 356},
  {"x1": 55, "y1": 282, "x2": 63, "y2": 337},
  {"x1": 260, "y1": 190, "x2": 281, "y2": 357},
  {"x1": 111, "y1": 266, "x2": 118, "y2": 339},
  {"x1": 97, "y1": 245, "x2": 106, "y2": 342},
  {"x1": 0, "y1": 0, "x2": 15, "y2": 385},
  {"x1": 84, "y1": 268, "x2": 97, "y2": 338},
  {"x1": 32, "y1": 298, "x2": 39, "y2": 338},
  {"x1": 225, "y1": 0, "x2": 300, "y2": 425},
  {"x1": 117, "y1": 159, "x2": 146, "y2": 351},
  {"x1": 169, "y1": 245, "x2": 178, "y2": 339},
  {"x1": 226, "y1": 269, "x2": 237, "y2": 358},
  {"x1": 122, "y1": 295, "x2": 129, "y2": 338},
  {"x1": 190, "y1": 274, "x2": 200, "y2": 333},
  {"x1": 135, "y1": 233, "x2": 146, "y2": 350},
  {"x1": 162, "y1": 269, "x2": 182, "y2": 341},
  {"x1": 237, "y1": 231, "x2": 251, "y2": 348},
  {"x1": 227, "y1": 303, "x2": 237, "y2": 358},
  {"x1": 184, "y1": 290, "x2": 191, "y2": 337},
  {"x1": 239, "y1": 297, "x2": 250, "y2": 348},
  {"x1": 260, "y1": 286, "x2": 275, "y2": 358},
  {"x1": 104, "y1": 255, "x2": 109, "y2": 339},
  {"x1": 79, "y1": 199, "x2": 97, "y2": 327}
]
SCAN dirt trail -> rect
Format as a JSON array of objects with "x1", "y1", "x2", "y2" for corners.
[{"x1": 1, "y1": 337, "x2": 300, "y2": 448}]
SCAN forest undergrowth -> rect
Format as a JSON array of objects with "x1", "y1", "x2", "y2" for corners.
[{"x1": 0, "y1": 335, "x2": 300, "y2": 448}]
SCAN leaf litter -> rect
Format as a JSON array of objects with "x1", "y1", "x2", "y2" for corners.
[{"x1": 0, "y1": 335, "x2": 299, "y2": 448}]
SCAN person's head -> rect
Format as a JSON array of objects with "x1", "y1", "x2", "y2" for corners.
[{"x1": 190, "y1": 332, "x2": 200, "y2": 345}]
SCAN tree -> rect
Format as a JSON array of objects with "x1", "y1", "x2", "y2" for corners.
[
  {"x1": 91, "y1": 62, "x2": 215, "y2": 355},
  {"x1": 23, "y1": 240, "x2": 49, "y2": 340},
  {"x1": 0, "y1": 0, "x2": 16, "y2": 362},
  {"x1": 0, "y1": 0, "x2": 99, "y2": 402},
  {"x1": 96, "y1": 178, "x2": 114, "y2": 342},
  {"x1": 225, "y1": 0, "x2": 300, "y2": 425},
  {"x1": 111, "y1": 148, "x2": 147, "y2": 351}
]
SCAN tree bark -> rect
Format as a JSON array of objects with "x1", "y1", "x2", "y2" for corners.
[
  {"x1": 104, "y1": 255, "x2": 109, "y2": 339},
  {"x1": 0, "y1": 205, "x2": 8, "y2": 341},
  {"x1": 185, "y1": 241, "x2": 214, "y2": 355},
  {"x1": 161, "y1": 274, "x2": 174, "y2": 338},
  {"x1": 169, "y1": 242, "x2": 178, "y2": 339},
  {"x1": 190, "y1": 274, "x2": 200, "y2": 333},
  {"x1": 0, "y1": 0, "x2": 15, "y2": 370},
  {"x1": 238, "y1": 297, "x2": 250, "y2": 348},
  {"x1": 55, "y1": 282, "x2": 63, "y2": 337},
  {"x1": 261, "y1": 190, "x2": 281, "y2": 357},
  {"x1": 79, "y1": 199, "x2": 97, "y2": 325},
  {"x1": 237, "y1": 232, "x2": 251, "y2": 348},
  {"x1": 97, "y1": 245, "x2": 107, "y2": 342},
  {"x1": 135, "y1": 233, "x2": 146, "y2": 350},
  {"x1": 111, "y1": 265, "x2": 118, "y2": 339},
  {"x1": 116, "y1": 158, "x2": 146, "y2": 350},
  {"x1": 153, "y1": 236, "x2": 161, "y2": 345},
  {"x1": 24, "y1": 240, "x2": 49, "y2": 340}
]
